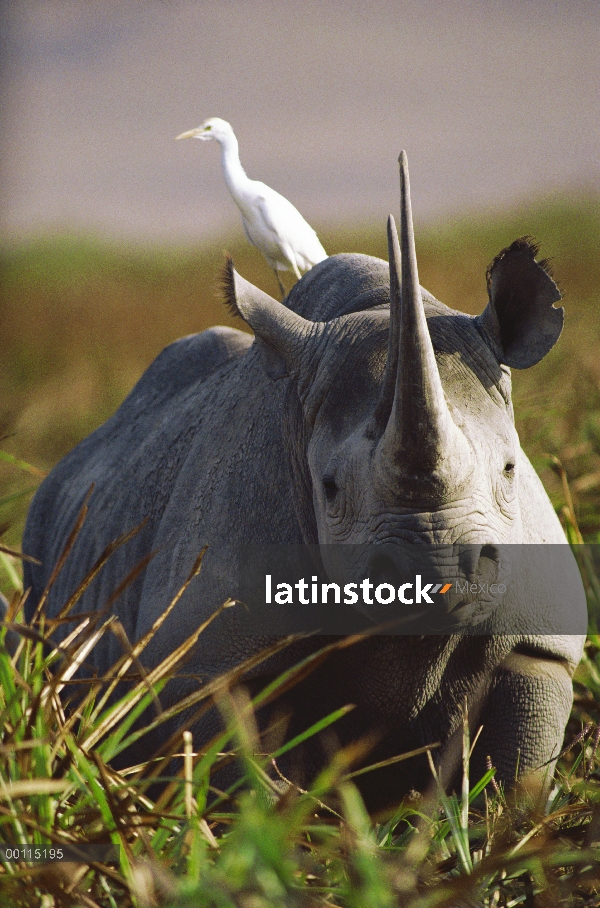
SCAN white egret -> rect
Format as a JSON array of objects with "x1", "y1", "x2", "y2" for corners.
[{"x1": 176, "y1": 118, "x2": 327, "y2": 298}]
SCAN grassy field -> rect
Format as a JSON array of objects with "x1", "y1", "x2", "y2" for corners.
[
  {"x1": 2, "y1": 547, "x2": 600, "y2": 908},
  {"x1": 1, "y1": 195, "x2": 600, "y2": 905}
]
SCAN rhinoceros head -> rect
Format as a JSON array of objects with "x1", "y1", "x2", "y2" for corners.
[{"x1": 224, "y1": 152, "x2": 563, "y2": 624}]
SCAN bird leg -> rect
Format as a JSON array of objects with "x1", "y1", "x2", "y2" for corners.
[{"x1": 273, "y1": 269, "x2": 287, "y2": 300}]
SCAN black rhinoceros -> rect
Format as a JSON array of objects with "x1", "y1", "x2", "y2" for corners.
[{"x1": 22, "y1": 154, "x2": 586, "y2": 808}]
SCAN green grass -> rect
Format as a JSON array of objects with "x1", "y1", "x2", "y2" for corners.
[{"x1": 2, "y1": 550, "x2": 600, "y2": 908}]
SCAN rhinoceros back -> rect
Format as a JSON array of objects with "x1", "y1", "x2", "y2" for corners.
[{"x1": 22, "y1": 325, "x2": 252, "y2": 640}]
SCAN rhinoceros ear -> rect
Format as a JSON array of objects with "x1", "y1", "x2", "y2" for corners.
[
  {"x1": 476, "y1": 237, "x2": 564, "y2": 369},
  {"x1": 222, "y1": 256, "x2": 317, "y2": 379}
]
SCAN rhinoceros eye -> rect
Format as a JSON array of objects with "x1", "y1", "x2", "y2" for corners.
[
  {"x1": 504, "y1": 461, "x2": 515, "y2": 477},
  {"x1": 323, "y1": 477, "x2": 338, "y2": 502}
]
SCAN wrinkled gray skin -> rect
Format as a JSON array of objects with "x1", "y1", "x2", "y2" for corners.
[{"x1": 23, "y1": 155, "x2": 586, "y2": 810}]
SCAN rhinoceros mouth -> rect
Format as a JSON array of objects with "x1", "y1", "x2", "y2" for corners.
[
  {"x1": 341, "y1": 543, "x2": 512, "y2": 632},
  {"x1": 369, "y1": 552, "x2": 405, "y2": 588}
]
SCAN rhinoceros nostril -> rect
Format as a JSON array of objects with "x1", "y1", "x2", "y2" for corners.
[
  {"x1": 459, "y1": 544, "x2": 500, "y2": 585},
  {"x1": 480, "y1": 544, "x2": 499, "y2": 563},
  {"x1": 476, "y1": 544, "x2": 500, "y2": 586}
]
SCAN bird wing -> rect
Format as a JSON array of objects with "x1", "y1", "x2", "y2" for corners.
[
  {"x1": 251, "y1": 183, "x2": 327, "y2": 271},
  {"x1": 240, "y1": 218, "x2": 256, "y2": 248}
]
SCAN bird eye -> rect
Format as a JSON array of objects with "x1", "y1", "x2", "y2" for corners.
[
  {"x1": 323, "y1": 478, "x2": 338, "y2": 502},
  {"x1": 205, "y1": 125, "x2": 211, "y2": 131}
]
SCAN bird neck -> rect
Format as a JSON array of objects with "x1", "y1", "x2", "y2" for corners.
[{"x1": 218, "y1": 132, "x2": 250, "y2": 200}]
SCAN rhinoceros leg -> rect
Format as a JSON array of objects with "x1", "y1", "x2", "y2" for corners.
[{"x1": 469, "y1": 650, "x2": 574, "y2": 790}]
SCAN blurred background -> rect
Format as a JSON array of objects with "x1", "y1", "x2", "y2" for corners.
[
  {"x1": 2, "y1": 0, "x2": 599, "y2": 241},
  {"x1": 1, "y1": 0, "x2": 600, "y2": 586}
]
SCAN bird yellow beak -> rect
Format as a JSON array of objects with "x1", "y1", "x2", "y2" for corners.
[{"x1": 175, "y1": 127, "x2": 203, "y2": 140}]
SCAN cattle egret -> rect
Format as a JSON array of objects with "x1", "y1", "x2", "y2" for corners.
[{"x1": 176, "y1": 117, "x2": 327, "y2": 297}]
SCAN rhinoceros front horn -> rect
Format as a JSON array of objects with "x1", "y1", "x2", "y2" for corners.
[{"x1": 378, "y1": 152, "x2": 470, "y2": 477}]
